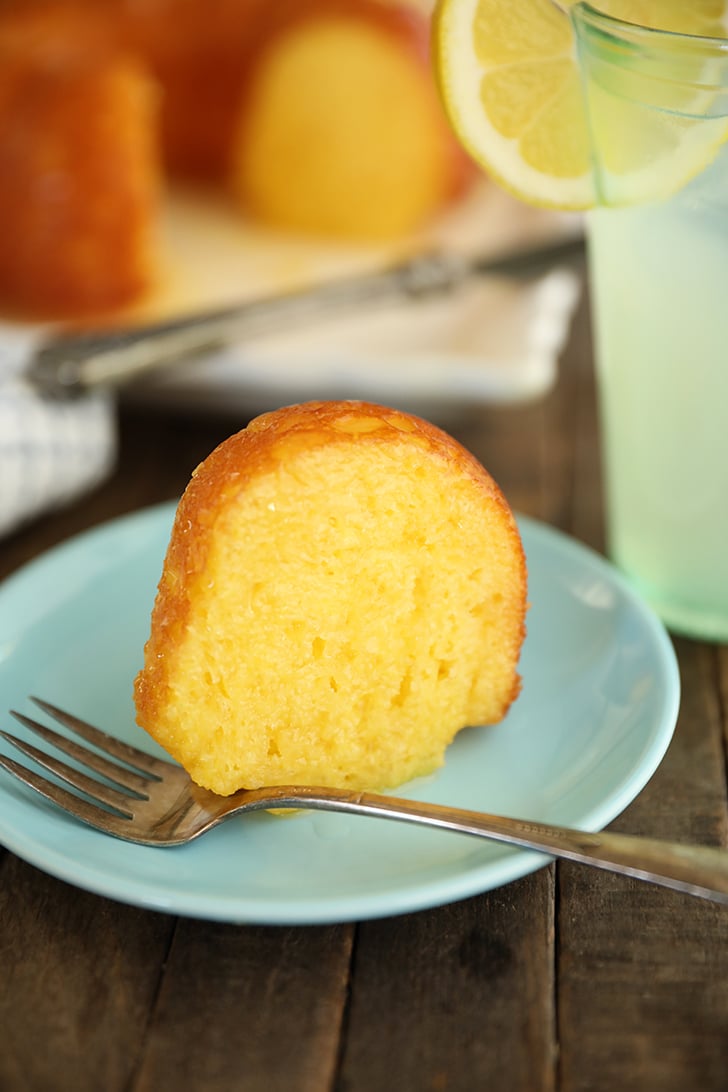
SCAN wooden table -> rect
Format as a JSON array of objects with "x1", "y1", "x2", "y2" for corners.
[{"x1": 2, "y1": 287, "x2": 728, "y2": 1092}]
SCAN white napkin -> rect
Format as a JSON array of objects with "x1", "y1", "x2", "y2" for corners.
[{"x1": 0, "y1": 326, "x2": 117, "y2": 538}]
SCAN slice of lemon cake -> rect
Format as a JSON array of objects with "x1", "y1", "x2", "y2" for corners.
[{"x1": 134, "y1": 401, "x2": 527, "y2": 795}]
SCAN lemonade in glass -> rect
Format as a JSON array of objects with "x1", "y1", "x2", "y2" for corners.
[{"x1": 435, "y1": 0, "x2": 728, "y2": 640}]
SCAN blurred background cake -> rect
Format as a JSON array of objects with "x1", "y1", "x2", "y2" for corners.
[
  {"x1": 118, "y1": 0, "x2": 271, "y2": 179},
  {"x1": 230, "y1": 0, "x2": 474, "y2": 239},
  {"x1": 0, "y1": 3, "x2": 160, "y2": 317},
  {"x1": 0, "y1": 0, "x2": 475, "y2": 319}
]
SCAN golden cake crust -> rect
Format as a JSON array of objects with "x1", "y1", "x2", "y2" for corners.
[{"x1": 135, "y1": 400, "x2": 527, "y2": 794}]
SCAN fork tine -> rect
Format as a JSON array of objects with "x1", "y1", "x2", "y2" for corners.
[
  {"x1": 0, "y1": 749, "x2": 137, "y2": 838},
  {"x1": 30, "y1": 698, "x2": 167, "y2": 779},
  {"x1": 10, "y1": 712, "x2": 151, "y2": 795},
  {"x1": 1, "y1": 731, "x2": 136, "y2": 816}
]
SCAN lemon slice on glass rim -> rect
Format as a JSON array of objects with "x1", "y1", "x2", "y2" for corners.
[{"x1": 433, "y1": 0, "x2": 728, "y2": 210}]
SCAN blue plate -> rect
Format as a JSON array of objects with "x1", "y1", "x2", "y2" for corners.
[{"x1": 0, "y1": 504, "x2": 679, "y2": 923}]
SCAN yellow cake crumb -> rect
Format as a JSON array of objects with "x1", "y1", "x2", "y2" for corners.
[{"x1": 134, "y1": 401, "x2": 527, "y2": 795}]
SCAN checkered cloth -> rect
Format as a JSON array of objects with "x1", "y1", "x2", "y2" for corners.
[{"x1": 0, "y1": 326, "x2": 116, "y2": 538}]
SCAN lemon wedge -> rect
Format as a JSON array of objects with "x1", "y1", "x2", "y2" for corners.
[{"x1": 433, "y1": 0, "x2": 728, "y2": 209}]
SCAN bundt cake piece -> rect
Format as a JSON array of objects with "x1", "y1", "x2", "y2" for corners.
[{"x1": 134, "y1": 401, "x2": 527, "y2": 796}]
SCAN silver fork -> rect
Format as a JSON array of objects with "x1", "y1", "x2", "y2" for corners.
[{"x1": 2, "y1": 698, "x2": 728, "y2": 906}]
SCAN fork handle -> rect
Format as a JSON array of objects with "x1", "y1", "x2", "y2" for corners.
[{"x1": 237, "y1": 787, "x2": 728, "y2": 905}]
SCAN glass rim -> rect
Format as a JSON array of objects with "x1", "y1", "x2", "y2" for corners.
[{"x1": 571, "y1": 2, "x2": 728, "y2": 53}]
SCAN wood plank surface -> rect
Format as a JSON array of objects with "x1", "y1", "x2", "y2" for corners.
[
  {"x1": 0, "y1": 857, "x2": 175, "y2": 1091},
  {"x1": 557, "y1": 638, "x2": 728, "y2": 1092},
  {"x1": 339, "y1": 871, "x2": 556, "y2": 1092},
  {"x1": 133, "y1": 920, "x2": 353, "y2": 1092}
]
